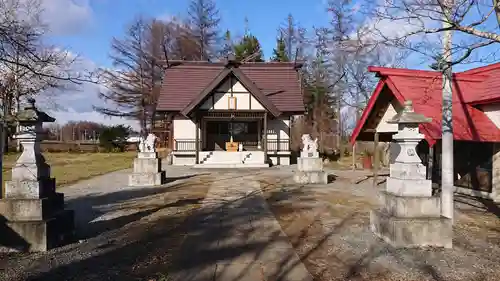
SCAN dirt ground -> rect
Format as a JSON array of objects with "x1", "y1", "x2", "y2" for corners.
[
  {"x1": 0, "y1": 171, "x2": 213, "y2": 281},
  {"x1": 260, "y1": 169, "x2": 500, "y2": 281},
  {"x1": 1, "y1": 166, "x2": 499, "y2": 281}
]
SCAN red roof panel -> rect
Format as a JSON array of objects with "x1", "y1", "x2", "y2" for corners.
[{"x1": 351, "y1": 63, "x2": 500, "y2": 145}]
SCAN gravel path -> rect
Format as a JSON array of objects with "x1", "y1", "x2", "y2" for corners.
[{"x1": 169, "y1": 170, "x2": 313, "y2": 281}]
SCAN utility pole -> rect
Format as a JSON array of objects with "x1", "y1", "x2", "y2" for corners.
[{"x1": 441, "y1": 0, "x2": 455, "y2": 222}]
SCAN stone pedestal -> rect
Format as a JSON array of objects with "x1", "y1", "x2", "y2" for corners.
[
  {"x1": 128, "y1": 152, "x2": 165, "y2": 186},
  {"x1": 370, "y1": 100, "x2": 452, "y2": 248},
  {"x1": 294, "y1": 135, "x2": 327, "y2": 184},
  {"x1": 0, "y1": 99, "x2": 74, "y2": 252}
]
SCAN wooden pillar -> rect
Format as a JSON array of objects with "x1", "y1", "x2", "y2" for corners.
[
  {"x1": 195, "y1": 114, "x2": 200, "y2": 164},
  {"x1": 427, "y1": 146, "x2": 434, "y2": 181},
  {"x1": 373, "y1": 132, "x2": 380, "y2": 187},
  {"x1": 257, "y1": 119, "x2": 261, "y2": 149},
  {"x1": 352, "y1": 142, "x2": 356, "y2": 171},
  {"x1": 263, "y1": 112, "x2": 268, "y2": 163},
  {"x1": 492, "y1": 143, "x2": 500, "y2": 202}
]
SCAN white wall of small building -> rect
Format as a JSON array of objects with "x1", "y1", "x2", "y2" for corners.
[
  {"x1": 374, "y1": 102, "x2": 400, "y2": 164},
  {"x1": 480, "y1": 103, "x2": 500, "y2": 129},
  {"x1": 200, "y1": 80, "x2": 265, "y2": 111},
  {"x1": 376, "y1": 103, "x2": 399, "y2": 133},
  {"x1": 267, "y1": 118, "x2": 290, "y2": 139},
  {"x1": 173, "y1": 118, "x2": 199, "y2": 140}
]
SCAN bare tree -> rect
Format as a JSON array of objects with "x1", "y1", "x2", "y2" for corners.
[
  {"x1": 0, "y1": 0, "x2": 100, "y2": 193},
  {"x1": 366, "y1": 0, "x2": 500, "y2": 65},
  {"x1": 323, "y1": 0, "x2": 408, "y2": 132},
  {"x1": 187, "y1": 0, "x2": 221, "y2": 61},
  {"x1": 96, "y1": 17, "x2": 165, "y2": 135},
  {"x1": 0, "y1": 0, "x2": 97, "y2": 146},
  {"x1": 301, "y1": 28, "x2": 341, "y2": 156},
  {"x1": 97, "y1": 16, "x2": 200, "y2": 135},
  {"x1": 0, "y1": 0, "x2": 97, "y2": 88},
  {"x1": 279, "y1": 14, "x2": 307, "y2": 61},
  {"x1": 163, "y1": 17, "x2": 202, "y2": 60}
]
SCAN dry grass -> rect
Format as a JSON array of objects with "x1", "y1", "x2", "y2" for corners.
[{"x1": 2, "y1": 152, "x2": 136, "y2": 188}]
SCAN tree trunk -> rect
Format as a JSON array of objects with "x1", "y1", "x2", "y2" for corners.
[{"x1": 495, "y1": 0, "x2": 500, "y2": 28}]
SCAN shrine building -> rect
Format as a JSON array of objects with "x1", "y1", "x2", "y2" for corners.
[{"x1": 152, "y1": 57, "x2": 305, "y2": 168}]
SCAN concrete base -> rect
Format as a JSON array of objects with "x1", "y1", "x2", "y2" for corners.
[
  {"x1": 133, "y1": 158, "x2": 161, "y2": 173},
  {"x1": 137, "y1": 152, "x2": 157, "y2": 159},
  {"x1": 5, "y1": 178, "x2": 56, "y2": 199},
  {"x1": 370, "y1": 209, "x2": 452, "y2": 248},
  {"x1": 386, "y1": 177, "x2": 432, "y2": 197},
  {"x1": 0, "y1": 193, "x2": 64, "y2": 221},
  {"x1": 0, "y1": 209, "x2": 75, "y2": 252},
  {"x1": 293, "y1": 171, "x2": 328, "y2": 184},
  {"x1": 128, "y1": 156, "x2": 165, "y2": 186},
  {"x1": 378, "y1": 191, "x2": 441, "y2": 217},
  {"x1": 297, "y1": 157, "x2": 323, "y2": 172},
  {"x1": 371, "y1": 191, "x2": 452, "y2": 248},
  {"x1": 128, "y1": 171, "x2": 165, "y2": 186}
]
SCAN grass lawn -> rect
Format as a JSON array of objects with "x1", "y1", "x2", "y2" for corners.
[{"x1": 2, "y1": 152, "x2": 136, "y2": 188}]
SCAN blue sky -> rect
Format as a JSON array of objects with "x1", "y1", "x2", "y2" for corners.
[
  {"x1": 49, "y1": 0, "x2": 331, "y2": 67},
  {"x1": 41, "y1": 0, "x2": 498, "y2": 127}
]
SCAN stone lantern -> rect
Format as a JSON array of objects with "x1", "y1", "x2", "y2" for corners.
[
  {"x1": 370, "y1": 100, "x2": 452, "y2": 248},
  {"x1": 0, "y1": 98, "x2": 74, "y2": 252},
  {"x1": 386, "y1": 100, "x2": 433, "y2": 197}
]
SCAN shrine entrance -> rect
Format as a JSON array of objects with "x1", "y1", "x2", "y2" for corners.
[{"x1": 204, "y1": 120, "x2": 260, "y2": 151}]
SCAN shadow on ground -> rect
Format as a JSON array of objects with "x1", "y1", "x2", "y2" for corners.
[
  {"x1": 2, "y1": 169, "x2": 499, "y2": 281},
  {"x1": 13, "y1": 171, "x2": 318, "y2": 281}
]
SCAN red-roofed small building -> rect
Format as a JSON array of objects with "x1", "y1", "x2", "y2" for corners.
[
  {"x1": 351, "y1": 63, "x2": 500, "y2": 202},
  {"x1": 153, "y1": 58, "x2": 305, "y2": 167}
]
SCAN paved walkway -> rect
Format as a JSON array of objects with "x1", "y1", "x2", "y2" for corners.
[{"x1": 171, "y1": 171, "x2": 313, "y2": 281}]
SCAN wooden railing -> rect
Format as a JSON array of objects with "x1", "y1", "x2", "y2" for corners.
[
  {"x1": 173, "y1": 138, "x2": 290, "y2": 152},
  {"x1": 174, "y1": 139, "x2": 200, "y2": 151},
  {"x1": 267, "y1": 139, "x2": 290, "y2": 152}
]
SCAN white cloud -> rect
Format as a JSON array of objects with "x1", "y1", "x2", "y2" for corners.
[
  {"x1": 39, "y1": 0, "x2": 94, "y2": 35},
  {"x1": 32, "y1": 54, "x2": 140, "y2": 131}
]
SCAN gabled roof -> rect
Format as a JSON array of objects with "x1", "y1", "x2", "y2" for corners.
[
  {"x1": 351, "y1": 62, "x2": 500, "y2": 146},
  {"x1": 180, "y1": 66, "x2": 281, "y2": 117},
  {"x1": 156, "y1": 61, "x2": 305, "y2": 115}
]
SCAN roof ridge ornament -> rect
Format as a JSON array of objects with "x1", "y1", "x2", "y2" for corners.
[{"x1": 225, "y1": 54, "x2": 241, "y2": 68}]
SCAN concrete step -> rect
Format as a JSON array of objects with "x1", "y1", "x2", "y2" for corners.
[{"x1": 193, "y1": 163, "x2": 270, "y2": 169}]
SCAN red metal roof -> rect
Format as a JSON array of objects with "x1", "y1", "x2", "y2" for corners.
[
  {"x1": 156, "y1": 61, "x2": 305, "y2": 114},
  {"x1": 351, "y1": 63, "x2": 500, "y2": 146}
]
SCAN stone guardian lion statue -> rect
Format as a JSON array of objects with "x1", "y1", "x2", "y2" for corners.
[
  {"x1": 301, "y1": 134, "x2": 318, "y2": 156},
  {"x1": 139, "y1": 133, "x2": 157, "y2": 153}
]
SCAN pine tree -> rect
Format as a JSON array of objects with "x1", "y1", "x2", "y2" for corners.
[
  {"x1": 234, "y1": 34, "x2": 264, "y2": 62},
  {"x1": 270, "y1": 33, "x2": 289, "y2": 62},
  {"x1": 430, "y1": 54, "x2": 445, "y2": 71},
  {"x1": 187, "y1": 0, "x2": 221, "y2": 61}
]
